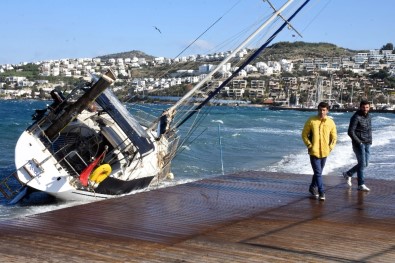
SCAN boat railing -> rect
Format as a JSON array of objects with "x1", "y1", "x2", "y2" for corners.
[
  {"x1": 32, "y1": 125, "x2": 90, "y2": 180},
  {"x1": 28, "y1": 113, "x2": 91, "y2": 178},
  {"x1": 0, "y1": 171, "x2": 25, "y2": 200},
  {"x1": 56, "y1": 150, "x2": 88, "y2": 178},
  {"x1": 0, "y1": 159, "x2": 44, "y2": 201},
  {"x1": 27, "y1": 109, "x2": 58, "y2": 134}
]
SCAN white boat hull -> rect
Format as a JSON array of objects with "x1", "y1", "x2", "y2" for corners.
[{"x1": 14, "y1": 130, "x2": 162, "y2": 202}]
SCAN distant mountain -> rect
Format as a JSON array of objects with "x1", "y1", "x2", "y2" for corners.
[
  {"x1": 258, "y1": 41, "x2": 367, "y2": 61},
  {"x1": 96, "y1": 42, "x2": 368, "y2": 63},
  {"x1": 96, "y1": 50, "x2": 155, "y2": 60}
]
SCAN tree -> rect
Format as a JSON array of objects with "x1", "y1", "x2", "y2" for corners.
[
  {"x1": 380, "y1": 43, "x2": 394, "y2": 51},
  {"x1": 39, "y1": 88, "x2": 46, "y2": 99},
  {"x1": 31, "y1": 89, "x2": 35, "y2": 98},
  {"x1": 370, "y1": 69, "x2": 389, "y2": 80}
]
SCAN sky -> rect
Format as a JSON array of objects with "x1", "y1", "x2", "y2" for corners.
[{"x1": 1, "y1": 0, "x2": 394, "y2": 65}]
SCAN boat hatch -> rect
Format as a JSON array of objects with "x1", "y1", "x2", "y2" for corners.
[
  {"x1": 101, "y1": 126, "x2": 132, "y2": 153},
  {"x1": 96, "y1": 89, "x2": 154, "y2": 156}
]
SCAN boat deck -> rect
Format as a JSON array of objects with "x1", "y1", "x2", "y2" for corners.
[{"x1": 1, "y1": 171, "x2": 394, "y2": 262}]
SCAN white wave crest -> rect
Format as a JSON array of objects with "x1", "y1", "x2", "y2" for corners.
[{"x1": 211, "y1": 120, "x2": 224, "y2": 124}]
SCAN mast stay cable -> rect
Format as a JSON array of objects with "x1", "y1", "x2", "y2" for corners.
[{"x1": 175, "y1": 0, "x2": 311, "y2": 129}]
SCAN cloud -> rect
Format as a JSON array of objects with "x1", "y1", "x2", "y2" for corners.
[
  {"x1": 193, "y1": 39, "x2": 215, "y2": 51},
  {"x1": 182, "y1": 39, "x2": 215, "y2": 54}
]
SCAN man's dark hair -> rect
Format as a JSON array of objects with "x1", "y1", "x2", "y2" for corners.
[
  {"x1": 317, "y1": 101, "x2": 329, "y2": 110},
  {"x1": 360, "y1": 99, "x2": 370, "y2": 107}
]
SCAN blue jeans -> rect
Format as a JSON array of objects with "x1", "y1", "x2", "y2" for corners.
[
  {"x1": 310, "y1": 155, "x2": 327, "y2": 194},
  {"x1": 346, "y1": 143, "x2": 370, "y2": 186}
]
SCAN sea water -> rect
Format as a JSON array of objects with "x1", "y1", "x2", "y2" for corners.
[{"x1": 1, "y1": 100, "x2": 394, "y2": 220}]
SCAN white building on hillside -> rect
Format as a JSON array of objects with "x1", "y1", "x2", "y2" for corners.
[{"x1": 280, "y1": 59, "x2": 293, "y2": 72}]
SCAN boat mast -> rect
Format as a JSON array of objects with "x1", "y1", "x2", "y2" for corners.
[
  {"x1": 174, "y1": 0, "x2": 311, "y2": 128},
  {"x1": 45, "y1": 69, "x2": 116, "y2": 140},
  {"x1": 167, "y1": 0, "x2": 295, "y2": 113},
  {"x1": 329, "y1": 73, "x2": 333, "y2": 104}
]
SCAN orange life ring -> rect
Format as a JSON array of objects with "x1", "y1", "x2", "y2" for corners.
[{"x1": 89, "y1": 164, "x2": 111, "y2": 184}]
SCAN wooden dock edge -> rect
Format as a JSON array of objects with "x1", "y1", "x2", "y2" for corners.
[{"x1": 0, "y1": 171, "x2": 394, "y2": 262}]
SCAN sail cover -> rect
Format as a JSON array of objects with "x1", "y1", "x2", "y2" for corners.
[{"x1": 96, "y1": 89, "x2": 154, "y2": 156}]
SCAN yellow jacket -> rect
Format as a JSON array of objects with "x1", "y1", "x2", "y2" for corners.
[{"x1": 302, "y1": 115, "x2": 337, "y2": 158}]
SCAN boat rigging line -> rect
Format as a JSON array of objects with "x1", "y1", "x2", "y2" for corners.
[
  {"x1": 298, "y1": 0, "x2": 331, "y2": 38},
  {"x1": 173, "y1": 0, "x2": 242, "y2": 60},
  {"x1": 265, "y1": 0, "x2": 302, "y2": 38},
  {"x1": 174, "y1": 0, "x2": 311, "y2": 129},
  {"x1": 166, "y1": 0, "x2": 295, "y2": 118}
]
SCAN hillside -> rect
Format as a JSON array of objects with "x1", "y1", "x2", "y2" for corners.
[
  {"x1": 96, "y1": 50, "x2": 155, "y2": 60},
  {"x1": 258, "y1": 41, "x2": 366, "y2": 61},
  {"x1": 0, "y1": 42, "x2": 375, "y2": 81},
  {"x1": 95, "y1": 42, "x2": 366, "y2": 62}
]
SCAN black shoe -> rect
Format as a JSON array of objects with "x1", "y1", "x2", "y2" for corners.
[
  {"x1": 319, "y1": 193, "x2": 325, "y2": 201},
  {"x1": 309, "y1": 186, "x2": 318, "y2": 198}
]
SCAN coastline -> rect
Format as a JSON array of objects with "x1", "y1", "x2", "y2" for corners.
[
  {"x1": 268, "y1": 105, "x2": 395, "y2": 114},
  {"x1": 2, "y1": 98, "x2": 395, "y2": 113}
]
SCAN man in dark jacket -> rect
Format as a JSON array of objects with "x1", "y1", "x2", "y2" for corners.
[{"x1": 343, "y1": 100, "x2": 372, "y2": 191}]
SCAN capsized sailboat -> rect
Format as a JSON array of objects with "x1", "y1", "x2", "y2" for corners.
[{"x1": 0, "y1": 0, "x2": 310, "y2": 204}]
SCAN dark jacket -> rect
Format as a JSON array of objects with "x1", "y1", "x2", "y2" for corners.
[{"x1": 348, "y1": 110, "x2": 372, "y2": 145}]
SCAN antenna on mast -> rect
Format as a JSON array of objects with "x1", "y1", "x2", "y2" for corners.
[{"x1": 264, "y1": 0, "x2": 303, "y2": 38}]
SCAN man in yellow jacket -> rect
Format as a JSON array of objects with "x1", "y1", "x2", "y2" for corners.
[{"x1": 302, "y1": 101, "x2": 337, "y2": 201}]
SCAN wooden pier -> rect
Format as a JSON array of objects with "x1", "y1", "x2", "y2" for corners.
[{"x1": 0, "y1": 171, "x2": 394, "y2": 262}]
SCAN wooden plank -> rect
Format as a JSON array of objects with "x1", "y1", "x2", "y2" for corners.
[{"x1": 0, "y1": 171, "x2": 394, "y2": 262}]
